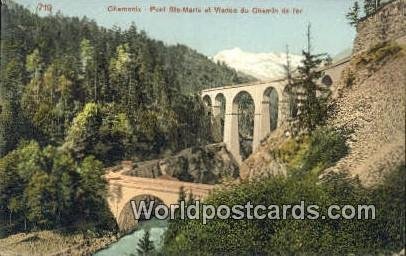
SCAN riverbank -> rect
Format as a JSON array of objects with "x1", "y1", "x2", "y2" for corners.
[{"x1": 0, "y1": 230, "x2": 118, "y2": 256}]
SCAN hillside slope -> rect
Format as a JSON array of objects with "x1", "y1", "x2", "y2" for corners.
[
  {"x1": 0, "y1": 2, "x2": 250, "y2": 95},
  {"x1": 326, "y1": 42, "x2": 406, "y2": 186}
]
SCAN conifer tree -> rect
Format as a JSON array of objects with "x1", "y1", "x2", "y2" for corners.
[
  {"x1": 177, "y1": 186, "x2": 187, "y2": 203},
  {"x1": 151, "y1": 65, "x2": 168, "y2": 106},
  {"x1": 80, "y1": 39, "x2": 97, "y2": 102},
  {"x1": 283, "y1": 45, "x2": 298, "y2": 121},
  {"x1": 0, "y1": 60, "x2": 23, "y2": 156},
  {"x1": 186, "y1": 191, "x2": 195, "y2": 206},
  {"x1": 292, "y1": 24, "x2": 330, "y2": 133},
  {"x1": 137, "y1": 230, "x2": 155, "y2": 255},
  {"x1": 346, "y1": 1, "x2": 360, "y2": 26}
]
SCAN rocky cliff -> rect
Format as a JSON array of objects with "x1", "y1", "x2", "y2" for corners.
[
  {"x1": 111, "y1": 143, "x2": 239, "y2": 184},
  {"x1": 239, "y1": 128, "x2": 289, "y2": 180},
  {"x1": 326, "y1": 41, "x2": 405, "y2": 186}
]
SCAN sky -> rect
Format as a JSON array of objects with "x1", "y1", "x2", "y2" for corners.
[{"x1": 14, "y1": 0, "x2": 357, "y2": 57}]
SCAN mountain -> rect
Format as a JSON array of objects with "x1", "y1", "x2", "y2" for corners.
[
  {"x1": 0, "y1": 2, "x2": 255, "y2": 161},
  {"x1": 166, "y1": 45, "x2": 254, "y2": 93},
  {"x1": 213, "y1": 47, "x2": 303, "y2": 81}
]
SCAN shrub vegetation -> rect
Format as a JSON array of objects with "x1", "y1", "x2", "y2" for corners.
[{"x1": 162, "y1": 128, "x2": 405, "y2": 255}]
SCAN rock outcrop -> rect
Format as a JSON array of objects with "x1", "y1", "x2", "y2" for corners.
[
  {"x1": 239, "y1": 128, "x2": 289, "y2": 180},
  {"x1": 111, "y1": 143, "x2": 239, "y2": 184},
  {"x1": 326, "y1": 41, "x2": 406, "y2": 186}
]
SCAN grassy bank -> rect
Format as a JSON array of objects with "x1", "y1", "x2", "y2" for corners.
[{"x1": 0, "y1": 230, "x2": 118, "y2": 256}]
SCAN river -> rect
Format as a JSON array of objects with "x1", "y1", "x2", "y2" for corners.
[{"x1": 94, "y1": 219, "x2": 168, "y2": 256}]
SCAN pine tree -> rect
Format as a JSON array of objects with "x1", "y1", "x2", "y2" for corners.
[
  {"x1": 346, "y1": 1, "x2": 360, "y2": 26},
  {"x1": 186, "y1": 191, "x2": 195, "y2": 206},
  {"x1": 283, "y1": 45, "x2": 298, "y2": 121},
  {"x1": 137, "y1": 230, "x2": 155, "y2": 255},
  {"x1": 364, "y1": 0, "x2": 381, "y2": 16},
  {"x1": 0, "y1": 150, "x2": 26, "y2": 229},
  {"x1": 177, "y1": 186, "x2": 187, "y2": 203},
  {"x1": 292, "y1": 24, "x2": 330, "y2": 133}
]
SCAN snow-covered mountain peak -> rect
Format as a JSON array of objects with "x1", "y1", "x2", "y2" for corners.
[{"x1": 213, "y1": 48, "x2": 302, "y2": 81}]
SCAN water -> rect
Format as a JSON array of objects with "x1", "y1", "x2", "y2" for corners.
[{"x1": 94, "y1": 219, "x2": 168, "y2": 256}]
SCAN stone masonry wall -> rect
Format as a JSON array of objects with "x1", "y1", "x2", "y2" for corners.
[{"x1": 353, "y1": 0, "x2": 406, "y2": 53}]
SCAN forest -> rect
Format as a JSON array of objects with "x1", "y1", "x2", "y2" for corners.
[{"x1": 0, "y1": 1, "x2": 251, "y2": 235}]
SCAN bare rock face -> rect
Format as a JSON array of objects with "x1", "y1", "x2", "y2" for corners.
[
  {"x1": 331, "y1": 1, "x2": 406, "y2": 186},
  {"x1": 327, "y1": 42, "x2": 406, "y2": 186},
  {"x1": 240, "y1": 128, "x2": 289, "y2": 180},
  {"x1": 121, "y1": 143, "x2": 239, "y2": 184}
]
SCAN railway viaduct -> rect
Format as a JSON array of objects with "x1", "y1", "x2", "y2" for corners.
[{"x1": 201, "y1": 57, "x2": 350, "y2": 163}]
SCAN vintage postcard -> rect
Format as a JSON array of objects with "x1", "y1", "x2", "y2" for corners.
[{"x1": 0, "y1": 0, "x2": 405, "y2": 255}]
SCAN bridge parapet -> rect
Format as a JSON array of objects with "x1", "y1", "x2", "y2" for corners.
[{"x1": 106, "y1": 172, "x2": 214, "y2": 232}]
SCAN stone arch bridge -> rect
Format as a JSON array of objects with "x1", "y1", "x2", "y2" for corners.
[
  {"x1": 201, "y1": 57, "x2": 350, "y2": 163},
  {"x1": 106, "y1": 170, "x2": 214, "y2": 232}
]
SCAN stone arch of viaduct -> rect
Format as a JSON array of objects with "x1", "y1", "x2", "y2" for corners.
[
  {"x1": 201, "y1": 57, "x2": 350, "y2": 163},
  {"x1": 202, "y1": 79, "x2": 290, "y2": 164}
]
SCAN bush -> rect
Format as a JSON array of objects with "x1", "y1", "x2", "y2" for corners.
[
  {"x1": 162, "y1": 128, "x2": 404, "y2": 255},
  {"x1": 277, "y1": 127, "x2": 348, "y2": 178},
  {"x1": 295, "y1": 127, "x2": 348, "y2": 176},
  {"x1": 0, "y1": 141, "x2": 117, "y2": 234},
  {"x1": 355, "y1": 42, "x2": 403, "y2": 68}
]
